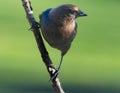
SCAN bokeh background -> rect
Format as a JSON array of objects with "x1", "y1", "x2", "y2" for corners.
[{"x1": 0, "y1": 0, "x2": 120, "y2": 93}]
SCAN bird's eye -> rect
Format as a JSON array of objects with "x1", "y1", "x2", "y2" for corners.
[
  {"x1": 68, "y1": 9, "x2": 73, "y2": 14},
  {"x1": 69, "y1": 10, "x2": 78, "y2": 15},
  {"x1": 71, "y1": 10, "x2": 75, "y2": 14},
  {"x1": 74, "y1": 10, "x2": 79, "y2": 14}
]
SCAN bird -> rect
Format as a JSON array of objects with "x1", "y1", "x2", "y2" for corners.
[{"x1": 39, "y1": 4, "x2": 87, "y2": 79}]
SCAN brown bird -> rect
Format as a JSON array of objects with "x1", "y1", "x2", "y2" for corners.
[{"x1": 39, "y1": 4, "x2": 87, "y2": 79}]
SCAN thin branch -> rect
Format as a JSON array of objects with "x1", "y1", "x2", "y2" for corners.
[{"x1": 21, "y1": 0, "x2": 65, "y2": 93}]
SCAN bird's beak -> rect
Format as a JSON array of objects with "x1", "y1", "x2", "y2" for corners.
[{"x1": 77, "y1": 11, "x2": 87, "y2": 17}]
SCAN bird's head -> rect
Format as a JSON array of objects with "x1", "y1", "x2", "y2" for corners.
[
  {"x1": 49, "y1": 4, "x2": 87, "y2": 24},
  {"x1": 62, "y1": 4, "x2": 87, "y2": 18}
]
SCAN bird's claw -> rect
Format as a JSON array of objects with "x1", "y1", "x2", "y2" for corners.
[
  {"x1": 28, "y1": 21, "x2": 41, "y2": 31},
  {"x1": 49, "y1": 69, "x2": 60, "y2": 82}
]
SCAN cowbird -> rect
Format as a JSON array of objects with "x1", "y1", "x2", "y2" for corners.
[{"x1": 39, "y1": 4, "x2": 87, "y2": 79}]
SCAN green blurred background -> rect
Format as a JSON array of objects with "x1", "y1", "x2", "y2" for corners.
[{"x1": 0, "y1": 0, "x2": 120, "y2": 93}]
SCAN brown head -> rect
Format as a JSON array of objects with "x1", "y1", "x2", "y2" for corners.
[{"x1": 49, "y1": 4, "x2": 87, "y2": 25}]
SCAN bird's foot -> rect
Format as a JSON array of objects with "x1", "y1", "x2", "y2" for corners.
[
  {"x1": 28, "y1": 21, "x2": 41, "y2": 31},
  {"x1": 48, "y1": 65, "x2": 60, "y2": 82},
  {"x1": 50, "y1": 69, "x2": 60, "y2": 81}
]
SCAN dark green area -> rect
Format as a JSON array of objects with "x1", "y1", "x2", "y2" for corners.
[{"x1": 0, "y1": 0, "x2": 120, "y2": 93}]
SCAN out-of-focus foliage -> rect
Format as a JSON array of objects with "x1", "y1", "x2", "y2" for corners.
[{"x1": 0, "y1": 0, "x2": 120, "y2": 93}]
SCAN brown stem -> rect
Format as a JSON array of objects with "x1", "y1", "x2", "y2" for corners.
[{"x1": 21, "y1": 0, "x2": 65, "y2": 93}]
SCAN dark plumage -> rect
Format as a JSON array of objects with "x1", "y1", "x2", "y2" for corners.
[{"x1": 39, "y1": 4, "x2": 87, "y2": 79}]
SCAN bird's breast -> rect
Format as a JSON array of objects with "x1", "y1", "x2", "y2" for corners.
[{"x1": 60, "y1": 21, "x2": 76, "y2": 40}]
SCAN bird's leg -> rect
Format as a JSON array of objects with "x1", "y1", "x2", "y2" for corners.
[{"x1": 49, "y1": 55, "x2": 64, "y2": 81}]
